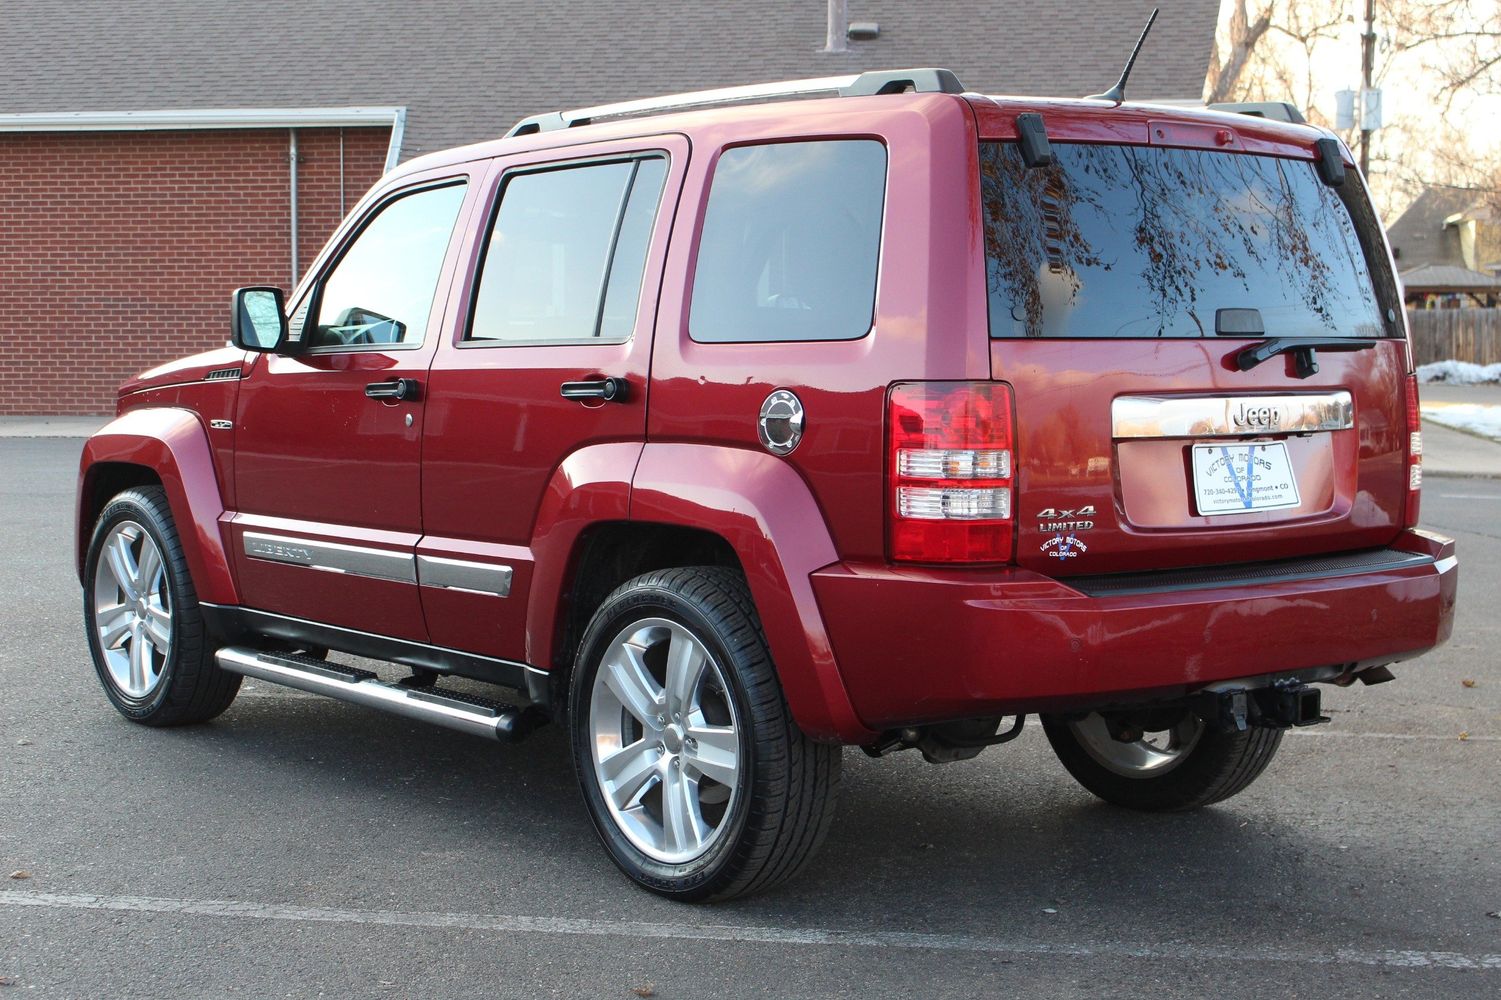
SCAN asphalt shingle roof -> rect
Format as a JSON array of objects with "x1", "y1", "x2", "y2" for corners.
[
  {"x1": 1386, "y1": 186, "x2": 1482, "y2": 271},
  {"x1": 2, "y1": 1, "x2": 1220, "y2": 160}
]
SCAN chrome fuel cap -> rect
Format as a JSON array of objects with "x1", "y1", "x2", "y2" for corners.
[{"x1": 758, "y1": 389, "x2": 804, "y2": 456}]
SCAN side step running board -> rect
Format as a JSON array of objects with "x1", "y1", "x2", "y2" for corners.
[{"x1": 215, "y1": 647, "x2": 542, "y2": 742}]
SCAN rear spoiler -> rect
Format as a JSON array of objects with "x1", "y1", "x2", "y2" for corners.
[{"x1": 1207, "y1": 101, "x2": 1307, "y2": 125}]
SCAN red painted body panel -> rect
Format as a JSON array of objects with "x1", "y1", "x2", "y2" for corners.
[
  {"x1": 116, "y1": 345, "x2": 248, "y2": 509},
  {"x1": 645, "y1": 97, "x2": 988, "y2": 564},
  {"x1": 521, "y1": 442, "x2": 640, "y2": 669},
  {"x1": 814, "y1": 530, "x2": 1457, "y2": 729},
  {"x1": 227, "y1": 162, "x2": 485, "y2": 639},
  {"x1": 77, "y1": 407, "x2": 239, "y2": 605},
  {"x1": 995, "y1": 340, "x2": 1410, "y2": 575},
  {"x1": 966, "y1": 97, "x2": 1329, "y2": 160},
  {"x1": 630, "y1": 443, "x2": 875, "y2": 743},
  {"x1": 418, "y1": 137, "x2": 687, "y2": 661}
]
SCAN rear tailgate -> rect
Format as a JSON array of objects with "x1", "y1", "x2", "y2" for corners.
[
  {"x1": 992, "y1": 338, "x2": 1409, "y2": 575},
  {"x1": 971, "y1": 101, "x2": 1413, "y2": 576}
]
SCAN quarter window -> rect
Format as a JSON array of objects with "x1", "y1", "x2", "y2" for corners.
[
  {"x1": 690, "y1": 140, "x2": 887, "y2": 343},
  {"x1": 309, "y1": 182, "x2": 467, "y2": 349},
  {"x1": 466, "y1": 157, "x2": 667, "y2": 343}
]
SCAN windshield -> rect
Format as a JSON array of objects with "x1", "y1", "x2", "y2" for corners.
[{"x1": 981, "y1": 142, "x2": 1400, "y2": 339}]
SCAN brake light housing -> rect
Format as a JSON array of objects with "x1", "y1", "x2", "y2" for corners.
[
  {"x1": 1404, "y1": 372, "x2": 1423, "y2": 528},
  {"x1": 888, "y1": 381, "x2": 1016, "y2": 563}
]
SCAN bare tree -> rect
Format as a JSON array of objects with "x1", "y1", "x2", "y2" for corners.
[
  {"x1": 1205, "y1": 1, "x2": 1275, "y2": 103},
  {"x1": 1204, "y1": 2, "x2": 1348, "y2": 116},
  {"x1": 1396, "y1": 0, "x2": 1501, "y2": 105}
]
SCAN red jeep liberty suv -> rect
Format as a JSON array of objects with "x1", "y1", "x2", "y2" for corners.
[{"x1": 76, "y1": 69, "x2": 1458, "y2": 900}]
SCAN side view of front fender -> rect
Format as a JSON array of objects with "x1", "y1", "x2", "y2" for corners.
[
  {"x1": 630, "y1": 443, "x2": 875, "y2": 744},
  {"x1": 77, "y1": 408, "x2": 238, "y2": 605}
]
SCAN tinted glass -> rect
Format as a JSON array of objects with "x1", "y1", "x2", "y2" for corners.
[
  {"x1": 599, "y1": 158, "x2": 668, "y2": 341},
  {"x1": 468, "y1": 161, "x2": 642, "y2": 343},
  {"x1": 690, "y1": 140, "x2": 886, "y2": 343},
  {"x1": 311, "y1": 183, "x2": 466, "y2": 348},
  {"x1": 980, "y1": 143, "x2": 1396, "y2": 339}
]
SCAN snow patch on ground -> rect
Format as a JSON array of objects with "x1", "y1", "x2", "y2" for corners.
[
  {"x1": 1421, "y1": 403, "x2": 1501, "y2": 442},
  {"x1": 1417, "y1": 360, "x2": 1501, "y2": 384}
]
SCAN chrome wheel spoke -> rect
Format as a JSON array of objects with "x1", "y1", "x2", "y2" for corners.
[
  {"x1": 105, "y1": 530, "x2": 141, "y2": 601},
  {"x1": 664, "y1": 633, "x2": 706, "y2": 718},
  {"x1": 661, "y1": 766, "x2": 706, "y2": 855},
  {"x1": 97, "y1": 604, "x2": 134, "y2": 649},
  {"x1": 128, "y1": 625, "x2": 151, "y2": 693},
  {"x1": 143, "y1": 602, "x2": 172, "y2": 648},
  {"x1": 599, "y1": 739, "x2": 663, "y2": 810},
  {"x1": 602, "y1": 644, "x2": 664, "y2": 730},
  {"x1": 135, "y1": 537, "x2": 162, "y2": 595},
  {"x1": 684, "y1": 723, "x2": 739, "y2": 789}
]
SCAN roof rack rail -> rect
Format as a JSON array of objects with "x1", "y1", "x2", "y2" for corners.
[
  {"x1": 1207, "y1": 101, "x2": 1307, "y2": 125},
  {"x1": 506, "y1": 67, "x2": 966, "y2": 138}
]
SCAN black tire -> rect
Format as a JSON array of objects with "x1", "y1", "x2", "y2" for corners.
[
  {"x1": 82, "y1": 486, "x2": 241, "y2": 725},
  {"x1": 568, "y1": 566, "x2": 840, "y2": 901},
  {"x1": 1041, "y1": 711, "x2": 1282, "y2": 812}
]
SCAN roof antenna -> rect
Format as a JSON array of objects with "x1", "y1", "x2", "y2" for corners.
[{"x1": 1085, "y1": 7, "x2": 1160, "y2": 105}]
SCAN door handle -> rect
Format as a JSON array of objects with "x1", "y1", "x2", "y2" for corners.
[
  {"x1": 560, "y1": 376, "x2": 630, "y2": 403},
  {"x1": 365, "y1": 378, "x2": 421, "y2": 401}
]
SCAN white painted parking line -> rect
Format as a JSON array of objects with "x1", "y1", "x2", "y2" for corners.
[
  {"x1": 3, "y1": 890, "x2": 1499, "y2": 970},
  {"x1": 1291, "y1": 730, "x2": 1500, "y2": 743},
  {"x1": 1437, "y1": 493, "x2": 1501, "y2": 500}
]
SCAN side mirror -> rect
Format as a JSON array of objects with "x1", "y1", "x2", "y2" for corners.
[{"x1": 231, "y1": 286, "x2": 288, "y2": 352}]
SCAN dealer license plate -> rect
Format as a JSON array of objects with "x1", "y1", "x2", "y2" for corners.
[{"x1": 1191, "y1": 442, "x2": 1301, "y2": 515}]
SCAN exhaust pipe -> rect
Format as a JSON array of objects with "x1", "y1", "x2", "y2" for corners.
[{"x1": 216, "y1": 647, "x2": 539, "y2": 741}]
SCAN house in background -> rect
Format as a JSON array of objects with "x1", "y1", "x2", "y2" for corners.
[
  {"x1": 0, "y1": 0, "x2": 1220, "y2": 415},
  {"x1": 1387, "y1": 186, "x2": 1501, "y2": 309}
]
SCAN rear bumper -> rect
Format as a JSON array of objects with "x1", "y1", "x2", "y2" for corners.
[{"x1": 811, "y1": 529, "x2": 1457, "y2": 731}]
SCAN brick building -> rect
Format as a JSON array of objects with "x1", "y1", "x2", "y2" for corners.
[{"x1": 1, "y1": 0, "x2": 1219, "y2": 414}]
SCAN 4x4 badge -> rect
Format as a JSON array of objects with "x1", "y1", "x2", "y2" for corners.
[{"x1": 1036, "y1": 505, "x2": 1095, "y2": 532}]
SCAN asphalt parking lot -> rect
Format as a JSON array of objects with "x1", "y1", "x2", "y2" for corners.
[{"x1": 2, "y1": 437, "x2": 1497, "y2": 999}]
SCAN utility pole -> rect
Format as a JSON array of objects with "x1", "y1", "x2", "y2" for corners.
[{"x1": 1359, "y1": 0, "x2": 1376, "y2": 176}]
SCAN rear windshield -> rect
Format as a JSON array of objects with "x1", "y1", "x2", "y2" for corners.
[{"x1": 981, "y1": 142, "x2": 1400, "y2": 339}]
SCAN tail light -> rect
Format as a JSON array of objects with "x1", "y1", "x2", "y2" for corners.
[
  {"x1": 1404, "y1": 373, "x2": 1422, "y2": 528},
  {"x1": 888, "y1": 381, "x2": 1015, "y2": 563}
]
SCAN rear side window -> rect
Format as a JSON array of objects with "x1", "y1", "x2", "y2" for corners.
[
  {"x1": 690, "y1": 140, "x2": 886, "y2": 343},
  {"x1": 980, "y1": 143, "x2": 1399, "y2": 339},
  {"x1": 467, "y1": 157, "x2": 667, "y2": 344}
]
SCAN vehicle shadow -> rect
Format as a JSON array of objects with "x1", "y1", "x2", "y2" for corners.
[{"x1": 163, "y1": 697, "x2": 1361, "y2": 936}]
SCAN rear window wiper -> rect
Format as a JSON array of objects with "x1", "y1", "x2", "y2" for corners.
[{"x1": 1234, "y1": 337, "x2": 1377, "y2": 379}]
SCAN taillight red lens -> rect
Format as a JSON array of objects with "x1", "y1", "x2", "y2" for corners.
[
  {"x1": 1404, "y1": 373, "x2": 1422, "y2": 528},
  {"x1": 888, "y1": 381, "x2": 1016, "y2": 563}
]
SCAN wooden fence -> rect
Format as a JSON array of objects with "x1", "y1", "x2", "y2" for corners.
[{"x1": 1407, "y1": 309, "x2": 1501, "y2": 366}]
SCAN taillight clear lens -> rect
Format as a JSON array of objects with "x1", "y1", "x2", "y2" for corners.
[
  {"x1": 1404, "y1": 373, "x2": 1422, "y2": 527},
  {"x1": 888, "y1": 382, "x2": 1015, "y2": 563}
]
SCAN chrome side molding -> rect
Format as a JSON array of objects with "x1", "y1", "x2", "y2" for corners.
[
  {"x1": 1111, "y1": 391, "x2": 1354, "y2": 439},
  {"x1": 416, "y1": 555, "x2": 513, "y2": 597},
  {"x1": 242, "y1": 531, "x2": 416, "y2": 583}
]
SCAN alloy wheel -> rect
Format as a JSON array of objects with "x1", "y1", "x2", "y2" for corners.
[
  {"x1": 1069, "y1": 711, "x2": 1204, "y2": 779},
  {"x1": 92, "y1": 521, "x2": 172, "y2": 699},
  {"x1": 587, "y1": 617, "x2": 742, "y2": 864}
]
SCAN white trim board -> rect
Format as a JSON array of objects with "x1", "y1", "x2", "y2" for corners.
[{"x1": 0, "y1": 107, "x2": 407, "y2": 171}]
